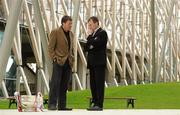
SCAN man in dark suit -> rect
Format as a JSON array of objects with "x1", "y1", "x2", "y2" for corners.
[
  {"x1": 85, "y1": 16, "x2": 108, "y2": 111},
  {"x1": 48, "y1": 15, "x2": 74, "y2": 111}
]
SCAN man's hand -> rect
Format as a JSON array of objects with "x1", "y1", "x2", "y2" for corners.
[{"x1": 87, "y1": 29, "x2": 93, "y2": 36}]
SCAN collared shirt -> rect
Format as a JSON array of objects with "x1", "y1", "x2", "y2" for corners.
[
  {"x1": 62, "y1": 27, "x2": 70, "y2": 51},
  {"x1": 92, "y1": 27, "x2": 100, "y2": 37}
]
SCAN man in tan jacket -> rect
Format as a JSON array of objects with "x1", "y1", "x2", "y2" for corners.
[{"x1": 48, "y1": 15, "x2": 74, "y2": 111}]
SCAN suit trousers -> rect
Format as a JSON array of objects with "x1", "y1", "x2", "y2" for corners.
[
  {"x1": 48, "y1": 60, "x2": 71, "y2": 109},
  {"x1": 89, "y1": 66, "x2": 105, "y2": 108}
]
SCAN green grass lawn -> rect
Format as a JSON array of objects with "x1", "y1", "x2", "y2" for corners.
[{"x1": 1, "y1": 82, "x2": 180, "y2": 109}]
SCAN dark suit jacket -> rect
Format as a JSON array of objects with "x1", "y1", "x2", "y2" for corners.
[{"x1": 85, "y1": 28, "x2": 108, "y2": 68}]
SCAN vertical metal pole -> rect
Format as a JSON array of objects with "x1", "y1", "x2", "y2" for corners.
[
  {"x1": 16, "y1": 67, "x2": 20, "y2": 93},
  {"x1": 34, "y1": 6, "x2": 43, "y2": 92},
  {"x1": 169, "y1": 31, "x2": 173, "y2": 82},
  {"x1": 72, "y1": 0, "x2": 83, "y2": 90},
  {"x1": 156, "y1": 17, "x2": 160, "y2": 81},
  {"x1": 37, "y1": 69, "x2": 42, "y2": 92},
  {"x1": 176, "y1": 19, "x2": 179, "y2": 82},
  {"x1": 89, "y1": 0, "x2": 92, "y2": 18},
  {"x1": 50, "y1": 0, "x2": 56, "y2": 29},
  {"x1": 151, "y1": 0, "x2": 156, "y2": 83},
  {"x1": 72, "y1": 0, "x2": 80, "y2": 72},
  {"x1": 162, "y1": 20, "x2": 166, "y2": 82},
  {"x1": 140, "y1": 10, "x2": 145, "y2": 84},
  {"x1": 131, "y1": 4, "x2": 137, "y2": 85},
  {"x1": 111, "y1": 0, "x2": 116, "y2": 85},
  {"x1": 149, "y1": 18, "x2": 152, "y2": 83},
  {"x1": 16, "y1": 24, "x2": 21, "y2": 59},
  {"x1": 72, "y1": 0, "x2": 80, "y2": 33},
  {"x1": 101, "y1": 0, "x2": 105, "y2": 28},
  {"x1": 121, "y1": 1, "x2": 128, "y2": 85},
  {"x1": 174, "y1": 4, "x2": 179, "y2": 82},
  {"x1": 163, "y1": 58, "x2": 167, "y2": 82}
]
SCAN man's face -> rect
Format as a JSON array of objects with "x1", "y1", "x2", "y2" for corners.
[
  {"x1": 63, "y1": 20, "x2": 72, "y2": 32},
  {"x1": 88, "y1": 19, "x2": 98, "y2": 32}
]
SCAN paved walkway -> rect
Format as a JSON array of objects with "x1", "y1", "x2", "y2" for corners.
[{"x1": 0, "y1": 109, "x2": 180, "y2": 115}]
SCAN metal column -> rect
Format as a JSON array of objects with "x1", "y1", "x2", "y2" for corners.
[
  {"x1": 131, "y1": 3, "x2": 137, "y2": 85},
  {"x1": 72, "y1": 0, "x2": 84, "y2": 90},
  {"x1": 121, "y1": 1, "x2": 128, "y2": 85},
  {"x1": 0, "y1": 0, "x2": 24, "y2": 97},
  {"x1": 31, "y1": 0, "x2": 50, "y2": 92}
]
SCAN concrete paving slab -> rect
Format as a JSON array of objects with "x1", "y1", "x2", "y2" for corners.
[{"x1": 0, "y1": 109, "x2": 180, "y2": 115}]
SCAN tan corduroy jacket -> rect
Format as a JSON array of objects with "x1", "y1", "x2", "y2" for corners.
[{"x1": 48, "y1": 26, "x2": 74, "y2": 68}]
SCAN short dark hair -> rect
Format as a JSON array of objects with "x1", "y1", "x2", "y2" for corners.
[
  {"x1": 88, "y1": 16, "x2": 99, "y2": 25},
  {"x1": 61, "y1": 15, "x2": 72, "y2": 25}
]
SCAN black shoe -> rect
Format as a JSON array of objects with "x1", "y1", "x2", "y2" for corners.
[
  {"x1": 87, "y1": 106, "x2": 103, "y2": 111},
  {"x1": 48, "y1": 105, "x2": 57, "y2": 110},
  {"x1": 58, "y1": 108, "x2": 73, "y2": 111}
]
